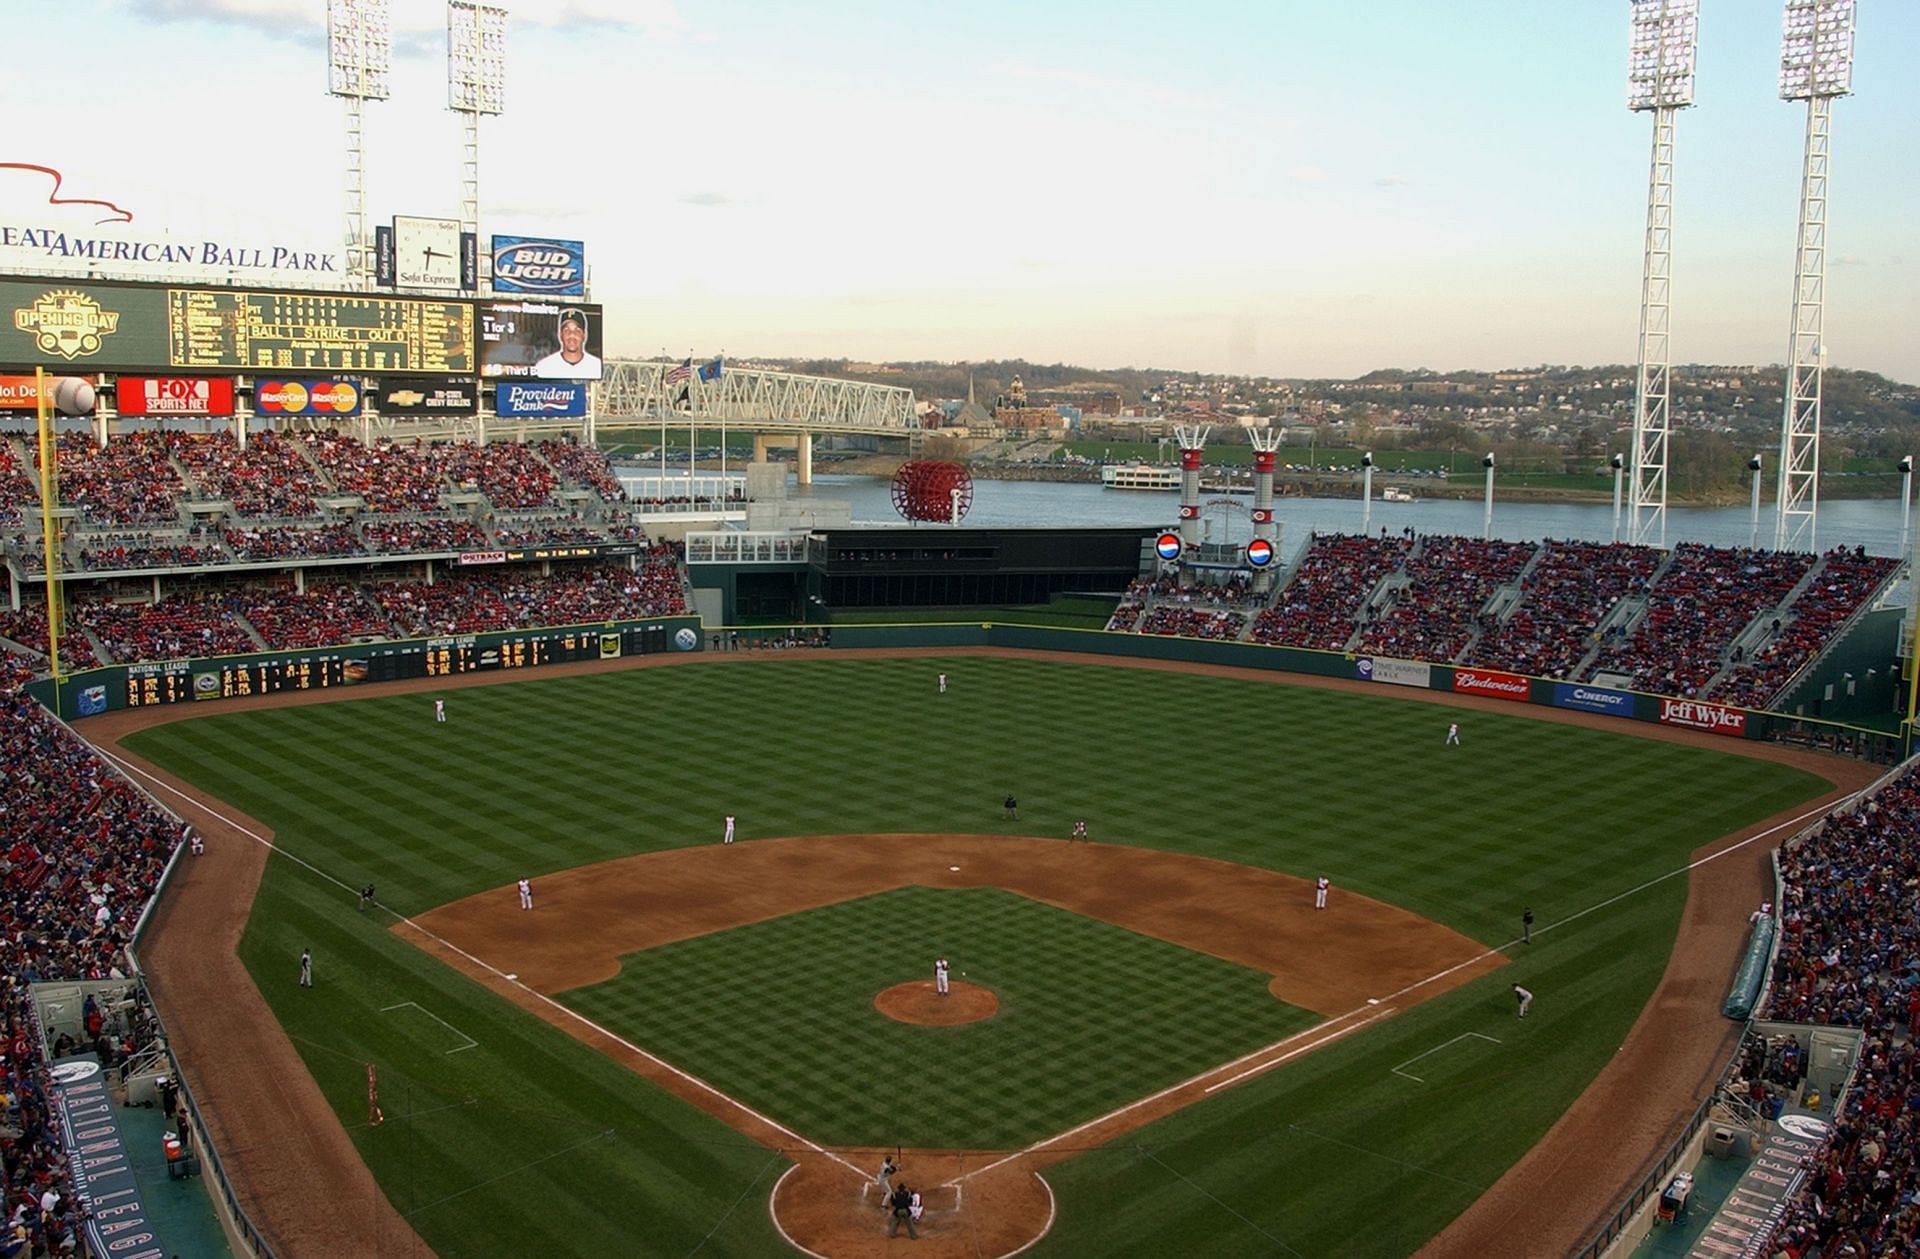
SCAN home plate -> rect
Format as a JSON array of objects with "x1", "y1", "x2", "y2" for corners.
[
  {"x1": 1367, "y1": 998, "x2": 1380, "y2": 1005},
  {"x1": 948, "y1": 866, "x2": 960, "y2": 872}
]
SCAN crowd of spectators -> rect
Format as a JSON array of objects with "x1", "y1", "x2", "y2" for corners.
[
  {"x1": 222, "y1": 523, "x2": 367, "y2": 563},
  {"x1": 0, "y1": 682, "x2": 186, "y2": 1258},
  {"x1": 360, "y1": 518, "x2": 490, "y2": 556},
  {"x1": 1248, "y1": 532, "x2": 1414, "y2": 651},
  {"x1": 48, "y1": 432, "x2": 182, "y2": 525},
  {"x1": 1138, "y1": 605, "x2": 1248, "y2": 639},
  {"x1": 76, "y1": 528, "x2": 227, "y2": 572},
  {"x1": 232, "y1": 582, "x2": 397, "y2": 651},
  {"x1": 299, "y1": 432, "x2": 446, "y2": 513},
  {"x1": 76, "y1": 592, "x2": 259, "y2": 663},
  {"x1": 1466, "y1": 541, "x2": 1663, "y2": 680},
  {"x1": 165, "y1": 430, "x2": 324, "y2": 519},
  {"x1": 0, "y1": 604, "x2": 101, "y2": 670},
  {"x1": 1751, "y1": 772, "x2": 1920, "y2": 1256},
  {"x1": 537, "y1": 439, "x2": 627, "y2": 502},
  {"x1": 1591, "y1": 544, "x2": 1815, "y2": 698},
  {"x1": 444, "y1": 442, "x2": 559, "y2": 510},
  {"x1": 1712, "y1": 547, "x2": 1901, "y2": 709},
  {"x1": 1359, "y1": 536, "x2": 1535, "y2": 662},
  {"x1": 0, "y1": 442, "x2": 35, "y2": 525}
]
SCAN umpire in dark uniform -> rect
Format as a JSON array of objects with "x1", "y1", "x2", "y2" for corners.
[{"x1": 888, "y1": 1183, "x2": 918, "y2": 1239}]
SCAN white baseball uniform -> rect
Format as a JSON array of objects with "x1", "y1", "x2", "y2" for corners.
[
  {"x1": 518, "y1": 878, "x2": 533, "y2": 910},
  {"x1": 435, "y1": 700, "x2": 446, "y2": 723},
  {"x1": 935, "y1": 958, "x2": 949, "y2": 996},
  {"x1": 938, "y1": 673, "x2": 947, "y2": 693},
  {"x1": 1445, "y1": 722, "x2": 1459, "y2": 745},
  {"x1": 723, "y1": 815, "x2": 736, "y2": 844},
  {"x1": 1314, "y1": 876, "x2": 1329, "y2": 909}
]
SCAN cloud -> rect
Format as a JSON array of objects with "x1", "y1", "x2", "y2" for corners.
[
  {"x1": 123, "y1": 0, "x2": 320, "y2": 45},
  {"x1": 510, "y1": 1, "x2": 683, "y2": 36},
  {"x1": 677, "y1": 192, "x2": 739, "y2": 208},
  {"x1": 1833, "y1": 255, "x2": 1866, "y2": 267},
  {"x1": 1288, "y1": 166, "x2": 1327, "y2": 182},
  {"x1": 120, "y1": 0, "x2": 684, "y2": 47},
  {"x1": 1373, "y1": 175, "x2": 1410, "y2": 188}
]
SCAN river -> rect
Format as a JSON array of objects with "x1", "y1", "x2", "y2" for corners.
[{"x1": 786, "y1": 474, "x2": 1914, "y2": 558}]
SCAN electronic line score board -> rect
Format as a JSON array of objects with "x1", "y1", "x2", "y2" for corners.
[{"x1": 164, "y1": 289, "x2": 475, "y2": 373}]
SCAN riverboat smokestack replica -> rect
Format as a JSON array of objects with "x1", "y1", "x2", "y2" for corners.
[
  {"x1": 1174, "y1": 424, "x2": 1210, "y2": 565},
  {"x1": 1249, "y1": 428, "x2": 1281, "y2": 591}
]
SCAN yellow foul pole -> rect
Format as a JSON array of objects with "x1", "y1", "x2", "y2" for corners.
[{"x1": 34, "y1": 368, "x2": 63, "y2": 681}]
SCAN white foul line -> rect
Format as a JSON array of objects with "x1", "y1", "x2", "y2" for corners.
[
  {"x1": 1390, "y1": 1031, "x2": 1501, "y2": 1084},
  {"x1": 379, "y1": 1001, "x2": 478, "y2": 1055}
]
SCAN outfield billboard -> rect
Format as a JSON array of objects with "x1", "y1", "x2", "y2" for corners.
[
  {"x1": 254, "y1": 378, "x2": 363, "y2": 417},
  {"x1": 1658, "y1": 698, "x2": 1748, "y2": 738},
  {"x1": 1453, "y1": 668, "x2": 1532, "y2": 702},
  {"x1": 494, "y1": 380, "x2": 588, "y2": 417},
  {"x1": 372, "y1": 377, "x2": 478, "y2": 416},
  {"x1": 114, "y1": 376, "x2": 235, "y2": 417},
  {"x1": 1356, "y1": 656, "x2": 1430, "y2": 688},
  {"x1": 1553, "y1": 682, "x2": 1635, "y2": 716}
]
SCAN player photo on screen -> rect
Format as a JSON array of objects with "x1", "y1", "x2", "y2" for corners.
[{"x1": 479, "y1": 300, "x2": 604, "y2": 380}]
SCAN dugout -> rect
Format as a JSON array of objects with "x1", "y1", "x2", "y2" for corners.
[{"x1": 804, "y1": 527, "x2": 1151, "y2": 611}]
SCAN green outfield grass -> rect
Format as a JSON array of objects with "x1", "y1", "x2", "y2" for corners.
[
  {"x1": 123, "y1": 654, "x2": 1836, "y2": 1257},
  {"x1": 563, "y1": 886, "x2": 1319, "y2": 1149}
]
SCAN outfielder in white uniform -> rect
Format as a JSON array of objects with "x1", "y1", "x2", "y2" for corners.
[
  {"x1": 1314, "y1": 876, "x2": 1330, "y2": 909},
  {"x1": 935, "y1": 957, "x2": 950, "y2": 996},
  {"x1": 723, "y1": 814, "x2": 736, "y2": 844},
  {"x1": 1445, "y1": 722, "x2": 1460, "y2": 745},
  {"x1": 1071, "y1": 819, "x2": 1088, "y2": 841},
  {"x1": 938, "y1": 672, "x2": 947, "y2": 693},
  {"x1": 517, "y1": 878, "x2": 533, "y2": 910},
  {"x1": 435, "y1": 699, "x2": 446, "y2": 723}
]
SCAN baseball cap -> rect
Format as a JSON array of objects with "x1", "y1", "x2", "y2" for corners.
[{"x1": 559, "y1": 308, "x2": 587, "y2": 330}]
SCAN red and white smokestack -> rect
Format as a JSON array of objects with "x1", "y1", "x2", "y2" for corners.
[
  {"x1": 1174, "y1": 424, "x2": 1210, "y2": 552},
  {"x1": 1248, "y1": 428, "x2": 1281, "y2": 590}
]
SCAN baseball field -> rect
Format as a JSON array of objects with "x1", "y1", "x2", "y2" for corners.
[{"x1": 111, "y1": 651, "x2": 1849, "y2": 1256}]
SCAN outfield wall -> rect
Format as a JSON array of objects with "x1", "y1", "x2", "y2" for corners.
[{"x1": 33, "y1": 614, "x2": 1902, "y2": 762}]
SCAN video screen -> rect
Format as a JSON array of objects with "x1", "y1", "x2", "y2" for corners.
[{"x1": 478, "y1": 299, "x2": 603, "y2": 381}]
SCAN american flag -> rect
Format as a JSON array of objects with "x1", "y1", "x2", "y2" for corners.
[{"x1": 664, "y1": 358, "x2": 692, "y2": 385}]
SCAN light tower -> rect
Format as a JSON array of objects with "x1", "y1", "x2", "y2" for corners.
[
  {"x1": 448, "y1": 1, "x2": 508, "y2": 283},
  {"x1": 1773, "y1": 0, "x2": 1855, "y2": 553},
  {"x1": 326, "y1": 0, "x2": 391, "y2": 291},
  {"x1": 1625, "y1": 0, "x2": 1699, "y2": 548}
]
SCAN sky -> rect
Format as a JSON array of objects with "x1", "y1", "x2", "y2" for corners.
[{"x1": 1, "y1": 0, "x2": 1914, "y2": 382}]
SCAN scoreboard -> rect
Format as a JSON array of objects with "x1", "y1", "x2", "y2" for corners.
[
  {"x1": 117, "y1": 625, "x2": 676, "y2": 709},
  {"x1": 165, "y1": 290, "x2": 473, "y2": 373},
  {"x1": 1, "y1": 277, "x2": 473, "y2": 374}
]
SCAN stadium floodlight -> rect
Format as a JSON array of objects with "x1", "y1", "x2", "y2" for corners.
[
  {"x1": 1773, "y1": 0, "x2": 1854, "y2": 552},
  {"x1": 448, "y1": 1, "x2": 508, "y2": 115},
  {"x1": 448, "y1": 1, "x2": 508, "y2": 274},
  {"x1": 1627, "y1": 0, "x2": 1698, "y2": 112},
  {"x1": 1780, "y1": 0, "x2": 1855, "y2": 100},
  {"x1": 327, "y1": 0, "x2": 391, "y2": 292},
  {"x1": 1624, "y1": 0, "x2": 1698, "y2": 548}
]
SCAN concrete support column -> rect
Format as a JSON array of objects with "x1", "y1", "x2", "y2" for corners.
[
  {"x1": 797, "y1": 433, "x2": 812, "y2": 486},
  {"x1": 753, "y1": 433, "x2": 773, "y2": 463}
]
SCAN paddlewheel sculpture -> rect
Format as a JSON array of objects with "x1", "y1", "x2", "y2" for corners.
[{"x1": 890, "y1": 460, "x2": 974, "y2": 523}]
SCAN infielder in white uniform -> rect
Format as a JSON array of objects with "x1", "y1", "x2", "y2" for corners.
[
  {"x1": 1445, "y1": 722, "x2": 1460, "y2": 745},
  {"x1": 1314, "y1": 876, "x2": 1330, "y2": 909},
  {"x1": 435, "y1": 699, "x2": 446, "y2": 723},
  {"x1": 935, "y1": 957, "x2": 950, "y2": 996},
  {"x1": 517, "y1": 878, "x2": 533, "y2": 910},
  {"x1": 723, "y1": 814, "x2": 736, "y2": 844},
  {"x1": 1514, "y1": 983, "x2": 1533, "y2": 1018}
]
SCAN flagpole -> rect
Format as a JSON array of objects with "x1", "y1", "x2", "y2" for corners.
[
  {"x1": 34, "y1": 368, "x2": 63, "y2": 692},
  {"x1": 718, "y1": 355, "x2": 726, "y2": 495},
  {"x1": 687, "y1": 350, "x2": 695, "y2": 500}
]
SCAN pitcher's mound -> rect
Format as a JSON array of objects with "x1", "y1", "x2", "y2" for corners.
[{"x1": 875, "y1": 980, "x2": 997, "y2": 1025}]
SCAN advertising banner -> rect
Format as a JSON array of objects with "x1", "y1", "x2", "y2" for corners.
[
  {"x1": 1553, "y1": 682, "x2": 1635, "y2": 717},
  {"x1": 373, "y1": 377, "x2": 478, "y2": 416},
  {"x1": 114, "y1": 376, "x2": 235, "y2": 417},
  {"x1": 495, "y1": 380, "x2": 588, "y2": 417},
  {"x1": 0, "y1": 213, "x2": 339, "y2": 282},
  {"x1": 1452, "y1": 668, "x2": 1532, "y2": 702},
  {"x1": 457, "y1": 551, "x2": 508, "y2": 566},
  {"x1": 1658, "y1": 698, "x2": 1748, "y2": 738},
  {"x1": 374, "y1": 224, "x2": 394, "y2": 287},
  {"x1": 490, "y1": 235, "x2": 586, "y2": 295},
  {"x1": 254, "y1": 378, "x2": 363, "y2": 416},
  {"x1": 0, "y1": 277, "x2": 473, "y2": 373},
  {"x1": 478, "y1": 298, "x2": 603, "y2": 380},
  {"x1": 49, "y1": 1055, "x2": 169, "y2": 1259},
  {"x1": 0, "y1": 373, "x2": 49, "y2": 410},
  {"x1": 1356, "y1": 656, "x2": 1431, "y2": 688}
]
